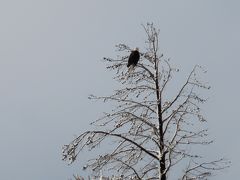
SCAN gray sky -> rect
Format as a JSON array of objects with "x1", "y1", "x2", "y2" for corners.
[{"x1": 0, "y1": 0, "x2": 239, "y2": 179}]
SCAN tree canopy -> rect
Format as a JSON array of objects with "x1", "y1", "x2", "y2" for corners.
[{"x1": 62, "y1": 23, "x2": 229, "y2": 180}]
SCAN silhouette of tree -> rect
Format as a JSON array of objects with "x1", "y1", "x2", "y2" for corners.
[{"x1": 62, "y1": 23, "x2": 229, "y2": 180}]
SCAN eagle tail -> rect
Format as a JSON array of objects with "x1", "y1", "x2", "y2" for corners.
[
  {"x1": 125, "y1": 65, "x2": 135, "y2": 80},
  {"x1": 128, "y1": 64, "x2": 135, "y2": 72}
]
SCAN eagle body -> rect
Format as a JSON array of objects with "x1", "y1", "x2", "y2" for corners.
[{"x1": 127, "y1": 49, "x2": 140, "y2": 68}]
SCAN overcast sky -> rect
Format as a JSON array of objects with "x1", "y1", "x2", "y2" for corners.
[{"x1": 0, "y1": 1, "x2": 239, "y2": 179}]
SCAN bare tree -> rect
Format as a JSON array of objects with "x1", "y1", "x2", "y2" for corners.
[{"x1": 62, "y1": 23, "x2": 229, "y2": 180}]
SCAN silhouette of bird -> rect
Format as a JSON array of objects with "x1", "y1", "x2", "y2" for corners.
[{"x1": 127, "y1": 47, "x2": 140, "y2": 68}]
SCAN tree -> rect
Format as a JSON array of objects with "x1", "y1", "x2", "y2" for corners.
[{"x1": 62, "y1": 23, "x2": 229, "y2": 180}]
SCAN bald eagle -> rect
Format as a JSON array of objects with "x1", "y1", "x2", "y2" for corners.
[{"x1": 127, "y1": 48, "x2": 140, "y2": 68}]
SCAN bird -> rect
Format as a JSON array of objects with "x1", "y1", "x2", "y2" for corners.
[{"x1": 127, "y1": 47, "x2": 140, "y2": 69}]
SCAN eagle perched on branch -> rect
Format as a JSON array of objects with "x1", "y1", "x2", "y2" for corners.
[{"x1": 127, "y1": 48, "x2": 140, "y2": 69}]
